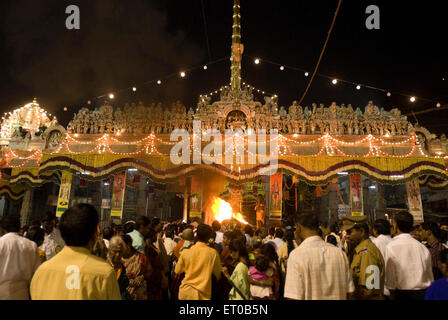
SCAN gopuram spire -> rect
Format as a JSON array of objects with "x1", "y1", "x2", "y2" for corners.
[{"x1": 230, "y1": 0, "x2": 244, "y2": 92}]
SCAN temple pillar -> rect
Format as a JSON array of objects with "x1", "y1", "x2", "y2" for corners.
[
  {"x1": 363, "y1": 183, "x2": 371, "y2": 220},
  {"x1": 184, "y1": 177, "x2": 191, "y2": 221},
  {"x1": 136, "y1": 176, "x2": 148, "y2": 216},
  {"x1": 375, "y1": 182, "x2": 387, "y2": 219},
  {"x1": 20, "y1": 188, "x2": 34, "y2": 227},
  {"x1": 329, "y1": 183, "x2": 338, "y2": 226}
]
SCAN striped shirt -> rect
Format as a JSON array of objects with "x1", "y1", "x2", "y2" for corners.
[{"x1": 284, "y1": 236, "x2": 354, "y2": 300}]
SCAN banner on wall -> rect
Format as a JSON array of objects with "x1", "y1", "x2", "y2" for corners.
[
  {"x1": 189, "y1": 192, "x2": 202, "y2": 219},
  {"x1": 111, "y1": 171, "x2": 127, "y2": 218},
  {"x1": 349, "y1": 174, "x2": 364, "y2": 216},
  {"x1": 56, "y1": 172, "x2": 73, "y2": 217},
  {"x1": 269, "y1": 173, "x2": 282, "y2": 220},
  {"x1": 406, "y1": 179, "x2": 424, "y2": 225}
]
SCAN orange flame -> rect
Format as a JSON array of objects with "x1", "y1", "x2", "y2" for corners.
[{"x1": 211, "y1": 197, "x2": 248, "y2": 224}]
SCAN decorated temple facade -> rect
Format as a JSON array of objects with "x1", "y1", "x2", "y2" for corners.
[{"x1": 1, "y1": 0, "x2": 448, "y2": 226}]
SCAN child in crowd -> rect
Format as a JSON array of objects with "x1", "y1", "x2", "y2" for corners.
[{"x1": 249, "y1": 255, "x2": 273, "y2": 300}]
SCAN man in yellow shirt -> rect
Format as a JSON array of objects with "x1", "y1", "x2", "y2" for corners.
[
  {"x1": 30, "y1": 204, "x2": 121, "y2": 300},
  {"x1": 175, "y1": 224, "x2": 221, "y2": 300}
]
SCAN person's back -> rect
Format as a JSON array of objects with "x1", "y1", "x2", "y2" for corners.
[
  {"x1": 284, "y1": 214, "x2": 354, "y2": 300},
  {"x1": 30, "y1": 246, "x2": 119, "y2": 300},
  {"x1": 385, "y1": 233, "x2": 433, "y2": 290},
  {"x1": 0, "y1": 217, "x2": 41, "y2": 300},
  {"x1": 175, "y1": 224, "x2": 221, "y2": 300},
  {"x1": 286, "y1": 236, "x2": 353, "y2": 299},
  {"x1": 30, "y1": 203, "x2": 121, "y2": 300}
]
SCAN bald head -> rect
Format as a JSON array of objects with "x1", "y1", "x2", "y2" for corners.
[
  {"x1": 108, "y1": 236, "x2": 124, "y2": 266},
  {"x1": 109, "y1": 236, "x2": 124, "y2": 249},
  {"x1": 182, "y1": 228, "x2": 194, "y2": 241}
]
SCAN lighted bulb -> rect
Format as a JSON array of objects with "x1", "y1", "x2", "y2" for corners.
[
  {"x1": 180, "y1": 71, "x2": 186, "y2": 78},
  {"x1": 332, "y1": 79, "x2": 338, "y2": 85},
  {"x1": 254, "y1": 58, "x2": 260, "y2": 64},
  {"x1": 387, "y1": 92, "x2": 391, "y2": 97},
  {"x1": 157, "y1": 80, "x2": 161, "y2": 85},
  {"x1": 109, "y1": 93, "x2": 115, "y2": 99},
  {"x1": 132, "y1": 87, "x2": 137, "y2": 92},
  {"x1": 410, "y1": 96, "x2": 416, "y2": 102},
  {"x1": 280, "y1": 66, "x2": 284, "y2": 71},
  {"x1": 304, "y1": 72, "x2": 309, "y2": 77},
  {"x1": 203, "y1": 65, "x2": 208, "y2": 70},
  {"x1": 437, "y1": 102, "x2": 441, "y2": 108},
  {"x1": 356, "y1": 85, "x2": 361, "y2": 90}
]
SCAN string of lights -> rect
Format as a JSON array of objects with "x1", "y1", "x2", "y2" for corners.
[{"x1": 244, "y1": 54, "x2": 442, "y2": 106}]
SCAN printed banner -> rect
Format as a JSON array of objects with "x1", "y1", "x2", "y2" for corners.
[
  {"x1": 269, "y1": 173, "x2": 282, "y2": 219},
  {"x1": 189, "y1": 192, "x2": 202, "y2": 219},
  {"x1": 406, "y1": 179, "x2": 424, "y2": 225},
  {"x1": 111, "y1": 171, "x2": 127, "y2": 218},
  {"x1": 349, "y1": 174, "x2": 364, "y2": 216},
  {"x1": 56, "y1": 172, "x2": 73, "y2": 217}
]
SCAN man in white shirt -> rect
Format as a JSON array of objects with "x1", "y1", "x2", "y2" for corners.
[
  {"x1": 385, "y1": 212, "x2": 433, "y2": 300},
  {"x1": 270, "y1": 228, "x2": 285, "y2": 251},
  {"x1": 40, "y1": 212, "x2": 66, "y2": 261},
  {"x1": 212, "y1": 221, "x2": 224, "y2": 244},
  {"x1": 284, "y1": 214, "x2": 355, "y2": 300},
  {"x1": 371, "y1": 218, "x2": 393, "y2": 297},
  {"x1": 0, "y1": 216, "x2": 41, "y2": 300}
]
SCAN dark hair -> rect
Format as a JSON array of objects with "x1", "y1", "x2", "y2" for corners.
[
  {"x1": 326, "y1": 235, "x2": 337, "y2": 246},
  {"x1": 197, "y1": 224, "x2": 213, "y2": 242},
  {"x1": 284, "y1": 229, "x2": 295, "y2": 256},
  {"x1": 1, "y1": 216, "x2": 20, "y2": 233},
  {"x1": 394, "y1": 212, "x2": 414, "y2": 233},
  {"x1": 42, "y1": 211, "x2": 56, "y2": 223},
  {"x1": 244, "y1": 225, "x2": 254, "y2": 236},
  {"x1": 268, "y1": 226, "x2": 276, "y2": 236},
  {"x1": 260, "y1": 242, "x2": 279, "y2": 265},
  {"x1": 123, "y1": 221, "x2": 135, "y2": 234},
  {"x1": 165, "y1": 224, "x2": 177, "y2": 239},
  {"x1": 26, "y1": 226, "x2": 45, "y2": 245},
  {"x1": 296, "y1": 214, "x2": 319, "y2": 231},
  {"x1": 275, "y1": 228, "x2": 284, "y2": 239},
  {"x1": 121, "y1": 234, "x2": 133, "y2": 248},
  {"x1": 373, "y1": 219, "x2": 391, "y2": 235},
  {"x1": 30, "y1": 220, "x2": 41, "y2": 228},
  {"x1": 229, "y1": 239, "x2": 249, "y2": 264},
  {"x1": 135, "y1": 216, "x2": 150, "y2": 231},
  {"x1": 237, "y1": 234, "x2": 247, "y2": 245},
  {"x1": 59, "y1": 203, "x2": 99, "y2": 246},
  {"x1": 255, "y1": 255, "x2": 270, "y2": 272},
  {"x1": 102, "y1": 227, "x2": 113, "y2": 240},
  {"x1": 352, "y1": 222, "x2": 370, "y2": 236},
  {"x1": 421, "y1": 222, "x2": 441, "y2": 240},
  {"x1": 145, "y1": 228, "x2": 157, "y2": 242},
  {"x1": 211, "y1": 220, "x2": 221, "y2": 232}
]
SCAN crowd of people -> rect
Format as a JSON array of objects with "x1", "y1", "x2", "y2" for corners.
[{"x1": 1, "y1": 203, "x2": 448, "y2": 300}]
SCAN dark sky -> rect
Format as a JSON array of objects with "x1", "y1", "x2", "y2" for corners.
[{"x1": 0, "y1": 0, "x2": 447, "y2": 134}]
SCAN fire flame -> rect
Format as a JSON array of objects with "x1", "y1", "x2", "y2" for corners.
[{"x1": 211, "y1": 197, "x2": 248, "y2": 224}]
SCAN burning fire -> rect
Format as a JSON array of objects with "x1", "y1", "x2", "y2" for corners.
[{"x1": 211, "y1": 197, "x2": 248, "y2": 224}]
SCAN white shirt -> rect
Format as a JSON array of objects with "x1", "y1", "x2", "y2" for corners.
[
  {"x1": 245, "y1": 234, "x2": 255, "y2": 247},
  {"x1": 215, "y1": 231, "x2": 224, "y2": 245},
  {"x1": 40, "y1": 228, "x2": 66, "y2": 261},
  {"x1": 384, "y1": 233, "x2": 433, "y2": 291},
  {"x1": 164, "y1": 237, "x2": 177, "y2": 256},
  {"x1": 372, "y1": 234, "x2": 392, "y2": 261},
  {"x1": 269, "y1": 237, "x2": 285, "y2": 251},
  {"x1": 0, "y1": 233, "x2": 41, "y2": 300},
  {"x1": 371, "y1": 234, "x2": 392, "y2": 296},
  {"x1": 284, "y1": 236, "x2": 354, "y2": 300}
]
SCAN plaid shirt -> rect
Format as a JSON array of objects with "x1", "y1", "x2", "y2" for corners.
[{"x1": 284, "y1": 236, "x2": 354, "y2": 300}]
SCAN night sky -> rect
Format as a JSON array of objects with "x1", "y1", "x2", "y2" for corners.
[{"x1": 0, "y1": 0, "x2": 447, "y2": 134}]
